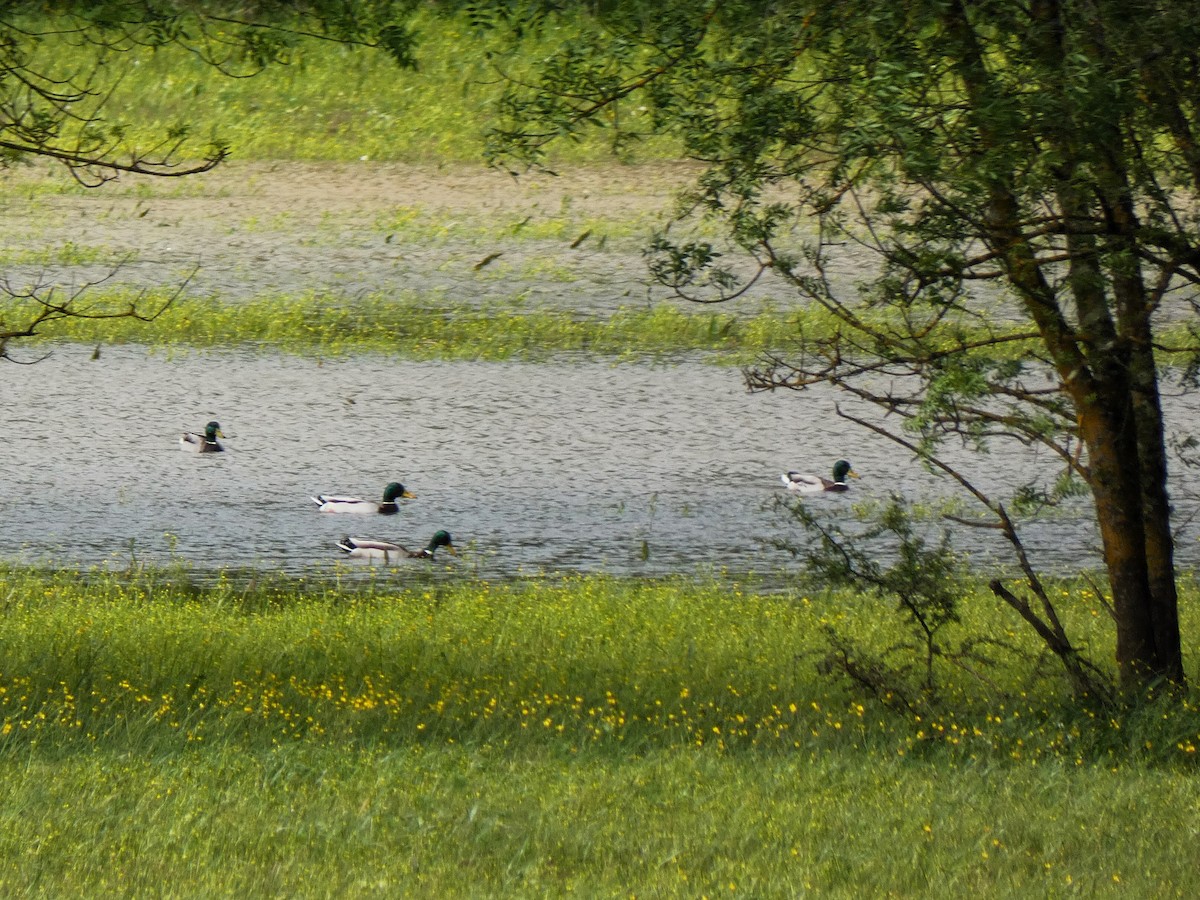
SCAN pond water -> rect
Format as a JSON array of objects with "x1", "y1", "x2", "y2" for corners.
[{"x1": 3, "y1": 345, "x2": 1198, "y2": 583}]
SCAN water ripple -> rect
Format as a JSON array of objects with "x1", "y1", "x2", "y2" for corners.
[{"x1": 2, "y1": 345, "x2": 1197, "y2": 582}]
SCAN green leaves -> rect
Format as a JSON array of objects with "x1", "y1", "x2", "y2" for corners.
[
  {"x1": 783, "y1": 495, "x2": 966, "y2": 697},
  {"x1": 376, "y1": 21, "x2": 418, "y2": 69},
  {"x1": 645, "y1": 236, "x2": 721, "y2": 290}
]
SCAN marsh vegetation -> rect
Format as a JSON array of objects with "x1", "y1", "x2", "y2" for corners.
[{"x1": 3, "y1": 7, "x2": 1200, "y2": 896}]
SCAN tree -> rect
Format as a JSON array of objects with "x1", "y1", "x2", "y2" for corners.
[
  {"x1": 0, "y1": 1, "x2": 415, "y2": 358},
  {"x1": 481, "y1": 0, "x2": 1200, "y2": 692}
]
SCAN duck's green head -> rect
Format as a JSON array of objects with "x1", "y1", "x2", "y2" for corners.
[
  {"x1": 382, "y1": 481, "x2": 416, "y2": 503},
  {"x1": 205, "y1": 421, "x2": 223, "y2": 440},
  {"x1": 832, "y1": 459, "x2": 858, "y2": 483},
  {"x1": 429, "y1": 530, "x2": 456, "y2": 555}
]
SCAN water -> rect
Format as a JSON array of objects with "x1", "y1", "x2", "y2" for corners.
[{"x1": 2, "y1": 345, "x2": 1197, "y2": 581}]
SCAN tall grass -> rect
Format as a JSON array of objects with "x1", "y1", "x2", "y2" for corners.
[
  {"x1": 4, "y1": 565, "x2": 1197, "y2": 763},
  {"x1": 4, "y1": 743, "x2": 1200, "y2": 896},
  {"x1": 28, "y1": 291, "x2": 837, "y2": 360},
  {"x1": 39, "y1": 289, "x2": 1196, "y2": 363},
  {"x1": 0, "y1": 566, "x2": 1198, "y2": 895},
  {"x1": 16, "y1": 10, "x2": 679, "y2": 165}
]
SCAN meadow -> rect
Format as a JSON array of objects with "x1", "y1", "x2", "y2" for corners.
[
  {"x1": 4, "y1": 10, "x2": 1200, "y2": 898},
  {"x1": 17, "y1": 8, "x2": 680, "y2": 166},
  {"x1": 1, "y1": 566, "x2": 1199, "y2": 897}
]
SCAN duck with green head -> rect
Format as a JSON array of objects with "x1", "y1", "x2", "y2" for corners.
[
  {"x1": 312, "y1": 481, "x2": 415, "y2": 514},
  {"x1": 180, "y1": 421, "x2": 224, "y2": 453},
  {"x1": 781, "y1": 459, "x2": 859, "y2": 493},
  {"x1": 337, "y1": 530, "x2": 456, "y2": 561}
]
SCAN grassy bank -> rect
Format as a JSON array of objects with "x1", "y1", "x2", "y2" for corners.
[
  {"x1": 17, "y1": 10, "x2": 678, "y2": 166},
  {"x1": 1, "y1": 566, "x2": 1198, "y2": 895}
]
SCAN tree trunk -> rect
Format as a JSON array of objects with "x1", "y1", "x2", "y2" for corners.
[
  {"x1": 1075, "y1": 394, "x2": 1167, "y2": 685},
  {"x1": 1126, "y1": 322, "x2": 1184, "y2": 683},
  {"x1": 943, "y1": 0, "x2": 1183, "y2": 689},
  {"x1": 978, "y1": 184, "x2": 1169, "y2": 686},
  {"x1": 1067, "y1": 124, "x2": 1187, "y2": 684},
  {"x1": 1103, "y1": 187, "x2": 1185, "y2": 684}
]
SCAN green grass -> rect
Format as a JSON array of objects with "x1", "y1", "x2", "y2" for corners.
[
  {"x1": 29, "y1": 291, "x2": 833, "y2": 361},
  {"x1": 0, "y1": 240, "x2": 132, "y2": 268},
  {"x1": 4, "y1": 743, "x2": 1197, "y2": 897},
  {"x1": 15, "y1": 9, "x2": 680, "y2": 166},
  {"x1": 366, "y1": 200, "x2": 669, "y2": 246},
  {"x1": 0, "y1": 566, "x2": 1198, "y2": 895},
  {"x1": 33, "y1": 289, "x2": 1200, "y2": 365}
]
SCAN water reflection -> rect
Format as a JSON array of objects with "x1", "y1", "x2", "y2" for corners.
[{"x1": 2, "y1": 345, "x2": 1196, "y2": 581}]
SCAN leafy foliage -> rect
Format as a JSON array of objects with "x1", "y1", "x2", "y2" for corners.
[
  {"x1": 775, "y1": 494, "x2": 1036, "y2": 717},
  {"x1": 480, "y1": 0, "x2": 1200, "y2": 691}
]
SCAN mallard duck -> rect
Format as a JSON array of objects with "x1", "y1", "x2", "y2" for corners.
[
  {"x1": 336, "y1": 530, "x2": 456, "y2": 561},
  {"x1": 311, "y1": 481, "x2": 415, "y2": 514},
  {"x1": 180, "y1": 421, "x2": 224, "y2": 453},
  {"x1": 781, "y1": 458, "x2": 859, "y2": 493}
]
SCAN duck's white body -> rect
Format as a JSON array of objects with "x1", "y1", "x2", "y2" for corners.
[
  {"x1": 312, "y1": 482, "x2": 414, "y2": 514},
  {"x1": 180, "y1": 433, "x2": 220, "y2": 453},
  {"x1": 336, "y1": 537, "x2": 410, "y2": 560},
  {"x1": 781, "y1": 459, "x2": 858, "y2": 493},
  {"x1": 781, "y1": 471, "x2": 836, "y2": 493},
  {"x1": 337, "y1": 531, "x2": 455, "y2": 562},
  {"x1": 312, "y1": 495, "x2": 389, "y2": 514}
]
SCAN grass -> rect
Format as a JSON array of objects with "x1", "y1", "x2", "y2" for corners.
[
  {"x1": 0, "y1": 241, "x2": 127, "y2": 268},
  {"x1": 4, "y1": 743, "x2": 1197, "y2": 896},
  {"x1": 0, "y1": 566, "x2": 1198, "y2": 895},
  {"x1": 30, "y1": 289, "x2": 1200, "y2": 365},
  {"x1": 10, "y1": 10, "x2": 1143, "y2": 367},
  {"x1": 13, "y1": 9, "x2": 680, "y2": 166},
  {"x1": 366, "y1": 201, "x2": 669, "y2": 246},
  {"x1": 26, "y1": 291, "x2": 829, "y2": 361}
]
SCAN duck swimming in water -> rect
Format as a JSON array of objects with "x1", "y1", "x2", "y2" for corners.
[
  {"x1": 312, "y1": 481, "x2": 415, "y2": 514},
  {"x1": 180, "y1": 421, "x2": 224, "y2": 453},
  {"x1": 336, "y1": 530, "x2": 456, "y2": 561},
  {"x1": 781, "y1": 459, "x2": 858, "y2": 493}
]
